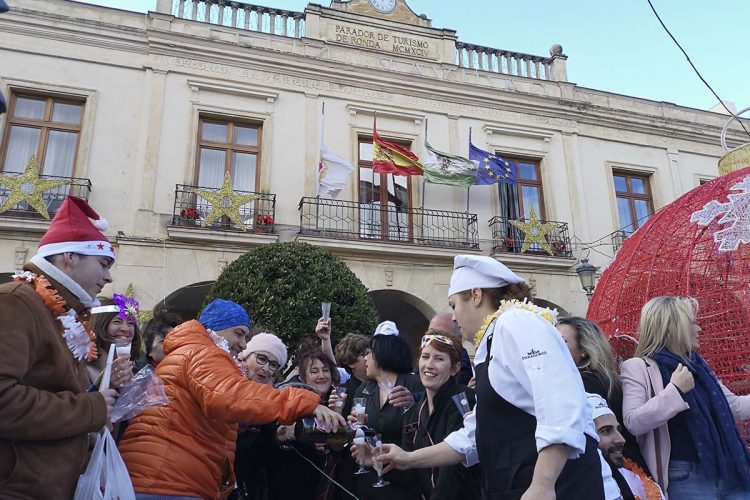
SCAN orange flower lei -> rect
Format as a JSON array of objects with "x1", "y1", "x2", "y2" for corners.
[
  {"x1": 14, "y1": 272, "x2": 98, "y2": 362},
  {"x1": 623, "y1": 458, "x2": 663, "y2": 500}
]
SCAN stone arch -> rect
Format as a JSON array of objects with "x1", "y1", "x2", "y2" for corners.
[
  {"x1": 368, "y1": 289, "x2": 435, "y2": 358},
  {"x1": 534, "y1": 297, "x2": 569, "y2": 317},
  {"x1": 152, "y1": 280, "x2": 214, "y2": 321}
]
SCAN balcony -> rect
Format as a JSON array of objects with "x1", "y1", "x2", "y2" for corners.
[
  {"x1": 168, "y1": 184, "x2": 277, "y2": 245},
  {"x1": 0, "y1": 175, "x2": 91, "y2": 231},
  {"x1": 298, "y1": 197, "x2": 479, "y2": 256},
  {"x1": 170, "y1": 0, "x2": 305, "y2": 38},
  {"x1": 489, "y1": 215, "x2": 574, "y2": 268}
]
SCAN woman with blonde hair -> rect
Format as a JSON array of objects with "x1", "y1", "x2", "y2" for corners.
[
  {"x1": 558, "y1": 317, "x2": 619, "y2": 399},
  {"x1": 621, "y1": 296, "x2": 750, "y2": 499}
]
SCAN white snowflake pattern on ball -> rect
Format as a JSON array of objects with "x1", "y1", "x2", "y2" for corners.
[{"x1": 690, "y1": 174, "x2": 750, "y2": 252}]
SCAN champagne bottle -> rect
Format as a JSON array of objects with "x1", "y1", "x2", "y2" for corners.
[{"x1": 294, "y1": 417, "x2": 375, "y2": 452}]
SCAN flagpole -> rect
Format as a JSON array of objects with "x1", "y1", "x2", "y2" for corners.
[
  {"x1": 465, "y1": 185, "x2": 471, "y2": 243},
  {"x1": 316, "y1": 101, "x2": 325, "y2": 232},
  {"x1": 372, "y1": 112, "x2": 377, "y2": 239},
  {"x1": 423, "y1": 118, "x2": 428, "y2": 213},
  {"x1": 392, "y1": 173, "x2": 402, "y2": 241}
]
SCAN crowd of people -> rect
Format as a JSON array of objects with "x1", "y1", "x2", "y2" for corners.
[{"x1": 1, "y1": 196, "x2": 750, "y2": 500}]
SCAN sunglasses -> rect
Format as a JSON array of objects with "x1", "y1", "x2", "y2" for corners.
[
  {"x1": 420, "y1": 334, "x2": 454, "y2": 350},
  {"x1": 252, "y1": 352, "x2": 281, "y2": 372}
]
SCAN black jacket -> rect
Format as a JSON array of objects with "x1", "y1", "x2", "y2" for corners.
[
  {"x1": 402, "y1": 378, "x2": 481, "y2": 500},
  {"x1": 354, "y1": 372, "x2": 422, "y2": 500}
]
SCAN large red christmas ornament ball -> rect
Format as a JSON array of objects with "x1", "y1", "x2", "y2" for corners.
[{"x1": 588, "y1": 167, "x2": 750, "y2": 395}]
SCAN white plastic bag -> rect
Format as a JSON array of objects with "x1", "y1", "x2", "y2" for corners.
[
  {"x1": 74, "y1": 427, "x2": 136, "y2": 500},
  {"x1": 111, "y1": 364, "x2": 169, "y2": 423}
]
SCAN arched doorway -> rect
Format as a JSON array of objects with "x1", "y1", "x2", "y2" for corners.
[
  {"x1": 153, "y1": 280, "x2": 214, "y2": 321},
  {"x1": 534, "y1": 298, "x2": 569, "y2": 317},
  {"x1": 368, "y1": 289, "x2": 435, "y2": 360}
]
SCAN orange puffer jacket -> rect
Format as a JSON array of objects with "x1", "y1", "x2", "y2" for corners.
[{"x1": 118, "y1": 320, "x2": 320, "y2": 500}]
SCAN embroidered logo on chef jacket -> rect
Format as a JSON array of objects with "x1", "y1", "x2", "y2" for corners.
[{"x1": 521, "y1": 349, "x2": 548, "y2": 360}]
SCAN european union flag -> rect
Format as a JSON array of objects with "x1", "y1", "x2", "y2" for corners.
[{"x1": 469, "y1": 141, "x2": 517, "y2": 185}]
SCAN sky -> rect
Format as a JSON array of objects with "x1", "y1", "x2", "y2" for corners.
[{"x1": 74, "y1": 0, "x2": 748, "y2": 113}]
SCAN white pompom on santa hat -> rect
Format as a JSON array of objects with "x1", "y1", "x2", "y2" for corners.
[{"x1": 36, "y1": 196, "x2": 115, "y2": 261}]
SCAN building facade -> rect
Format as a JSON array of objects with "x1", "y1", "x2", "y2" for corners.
[{"x1": 0, "y1": 0, "x2": 744, "y2": 348}]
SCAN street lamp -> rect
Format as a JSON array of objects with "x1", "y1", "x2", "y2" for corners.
[{"x1": 575, "y1": 258, "x2": 599, "y2": 300}]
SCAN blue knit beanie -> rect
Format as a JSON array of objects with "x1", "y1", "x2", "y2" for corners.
[{"x1": 199, "y1": 299, "x2": 251, "y2": 332}]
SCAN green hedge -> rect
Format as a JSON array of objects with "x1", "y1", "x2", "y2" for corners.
[{"x1": 206, "y1": 242, "x2": 378, "y2": 360}]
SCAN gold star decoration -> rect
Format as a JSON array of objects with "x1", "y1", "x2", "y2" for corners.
[
  {"x1": 0, "y1": 156, "x2": 68, "y2": 218},
  {"x1": 192, "y1": 172, "x2": 258, "y2": 230},
  {"x1": 509, "y1": 206, "x2": 557, "y2": 255}
]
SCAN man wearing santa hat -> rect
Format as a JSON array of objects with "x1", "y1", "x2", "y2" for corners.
[{"x1": 0, "y1": 196, "x2": 119, "y2": 499}]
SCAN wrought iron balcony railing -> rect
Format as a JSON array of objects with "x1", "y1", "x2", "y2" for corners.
[
  {"x1": 171, "y1": 184, "x2": 276, "y2": 234},
  {"x1": 489, "y1": 215, "x2": 573, "y2": 258},
  {"x1": 298, "y1": 197, "x2": 479, "y2": 250},
  {"x1": 0, "y1": 175, "x2": 91, "y2": 219}
]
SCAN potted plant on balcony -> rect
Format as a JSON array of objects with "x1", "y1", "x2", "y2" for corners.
[
  {"x1": 254, "y1": 213, "x2": 274, "y2": 233},
  {"x1": 179, "y1": 207, "x2": 201, "y2": 226},
  {"x1": 551, "y1": 240, "x2": 568, "y2": 257}
]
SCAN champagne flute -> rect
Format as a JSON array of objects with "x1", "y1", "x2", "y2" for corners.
[
  {"x1": 334, "y1": 386, "x2": 348, "y2": 414},
  {"x1": 369, "y1": 434, "x2": 389, "y2": 488},
  {"x1": 353, "y1": 427, "x2": 368, "y2": 475},
  {"x1": 353, "y1": 397, "x2": 368, "y2": 427},
  {"x1": 113, "y1": 336, "x2": 132, "y2": 360},
  {"x1": 321, "y1": 302, "x2": 331, "y2": 321},
  {"x1": 451, "y1": 391, "x2": 471, "y2": 416}
]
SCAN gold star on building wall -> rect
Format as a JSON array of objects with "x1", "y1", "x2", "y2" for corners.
[
  {"x1": 509, "y1": 206, "x2": 557, "y2": 255},
  {"x1": 0, "y1": 156, "x2": 68, "y2": 218},
  {"x1": 192, "y1": 172, "x2": 258, "y2": 230}
]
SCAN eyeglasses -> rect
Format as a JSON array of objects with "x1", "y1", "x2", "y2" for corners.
[
  {"x1": 420, "y1": 334, "x2": 454, "y2": 350},
  {"x1": 252, "y1": 352, "x2": 281, "y2": 372}
]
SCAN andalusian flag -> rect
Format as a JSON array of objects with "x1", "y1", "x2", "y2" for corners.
[
  {"x1": 423, "y1": 141, "x2": 477, "y2": 187},
  {"x1": 373, "y1": 123, "x2": 424, "y2": 176}
]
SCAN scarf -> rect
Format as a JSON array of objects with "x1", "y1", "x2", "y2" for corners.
[{"x1": 653, "y1": 349, "x2": 750, "y2": 488}]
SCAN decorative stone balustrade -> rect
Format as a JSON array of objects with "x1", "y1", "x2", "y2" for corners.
[
  {"x1": 159, "y1": 0, "x2": 568, "y2": 81},
  {"x1": 455, "y1": 41, "x2": 567, "y2": 82},
  {"x1": 170, "y1": 0, "x2": 305, "y2": 37}
]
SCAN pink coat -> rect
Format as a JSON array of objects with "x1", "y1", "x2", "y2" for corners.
[{"x1": 621, "y1": 356, "x2": 750, "y2": 496}]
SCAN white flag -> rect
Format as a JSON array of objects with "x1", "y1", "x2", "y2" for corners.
[{"x1": 318, "y1": 143, "x2": 354, "y2": 198}]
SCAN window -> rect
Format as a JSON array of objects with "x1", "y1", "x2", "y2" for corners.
[
  {"x1": 497, "y1": 157, "x2": 545, "y2": 220},
  {"x1": 192, "y1": 116, "x2": 262, "y2": 227},
  {"x1": 195, "y1": 117, "x2": 261, "y2": 192},
  {"x1": 0, "y1": 93, "x2": 84, "y2": 177},
  {"x1": 613, "y1": 172, "x2": 653, "y2": 234},
  {"x1": 357, "y1": 136, "x2": 413, "y2": 241}
]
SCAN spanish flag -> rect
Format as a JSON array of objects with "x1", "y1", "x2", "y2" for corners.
[{"x1": 373, "y1": 123, "x2": 424, "y2": 176}]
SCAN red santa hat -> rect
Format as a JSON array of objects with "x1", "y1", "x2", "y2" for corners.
[{"x1": 36, "y1": 196, "x2": 115, "y2": 261}]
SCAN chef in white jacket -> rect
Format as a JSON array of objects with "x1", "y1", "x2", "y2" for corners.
[{"x1": 379, "y1": 255, "x2": 618, "y2": 500}]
